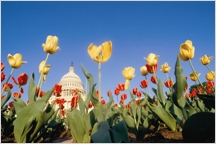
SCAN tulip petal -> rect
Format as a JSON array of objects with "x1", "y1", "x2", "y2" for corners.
[
  {"x1": 101, "y1": 41, "x2": 112, "y2": 62},
  {"x1": 88, "y1": 43, "x2": 98, "y2": 62},
  {"x1": 185, "y1": 40, "x2": 192, "y2": 47},
  {"x1": 8, "y1": 54, "x2": 18, "y2": 68}
]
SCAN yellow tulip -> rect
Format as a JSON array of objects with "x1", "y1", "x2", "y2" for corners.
[
  {"x1": 39, "y1": 60, "x2": 51, "y2": 82},
  {"x1": 122, "y1": 67, "x2": 135, "y2": 90},
  {"x1": 200, "y1": 55, "x2": 213, "y2": 65},
  {"x1": 7, "y1": 53, "x2": 27, "y2": 69},
  {"x1": 189, "y1": 72, "x2": 200, "y2": 81},
  {"x1": 179, "y1": 40, "x2": 195, "y2": 61},
  {"x1": 144, "y1": 53, "x2": 159, "y2": 66},
  {"x1": 88, "y1": 41, "x2": 112, "y2": 63},
  {"x1": 42, "y1": 35, "x2": 60, "y2": 54},
  {"x1": 160, "y1": 62, "x2": 171, "y2": 73},
  {"x1": 140, "y1": 66, "x2": 148, "y2": 76},
  {"x1": 206, "y1": 71, "x2": 215, "y2": 81}
]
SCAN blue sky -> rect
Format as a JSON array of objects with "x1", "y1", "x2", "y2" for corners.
[{"x1": 1, "y1": 1, "x2": 215, "y2": 104}]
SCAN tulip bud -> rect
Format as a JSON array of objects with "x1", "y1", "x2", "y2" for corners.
[
  {"x1": 164, "y1": 80, "x2": 173, "y2": 88},
  {"x1": 200, "y1": 55, "x2": 213, "y2": 65},
  {"x1": 42, "y1": 35, "x2": 60, "y2": 54},
  {"x1": 150, "y1": 75, "x2": 157, "y2": 84},
  {"x1": 146, "y1": 63, "x2": 158, "y2": 74},
  {"x1": 140, "y1": 79, "x2": 148, "y2": 88},
  {"x1": 122, "y1": 67, "x2": 135, "y2": 90},
  {"x1": 140, "y1": 66, "x2": 148, "y2": 76},
  {"x1": 179, "y1": 40, "x2": 195, "y2": 61},
  {"x1": 189, "y1": 72, "x2": 200, "y2": 81},
  {"x1": 206, "y1": 71, "x2": 215, "y2": 81},
  {"x1": 132, "y1": 88, "x2": 138, "y2": 95},
  {"x1": 1, "y1": 62, "x2": 5, "y2": 71},
  {"x1": 114, "y1": 88, "x2": 120, "y2": 95},
  {"x1": 144, "y1": 53, "x2": 159, "y2": 66},
  {"x1": 136, "y1": 91, "x2": 142, "y2": 98},
  {"x1": 1, "y1": 72, "x2": 6, "y2": 82},
  {"x1": 7, "y1": 53, "x2": 27, "y2": 69},
  {"x1": 160, "y1": 62, "x2": 171, "y2": 73}
]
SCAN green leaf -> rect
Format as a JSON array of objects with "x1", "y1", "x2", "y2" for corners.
[
  {"x1": 147, "y1": 103, "x2": 176, "y2": 131},
  {"x1": 93, "y1": 102, "x2": 105, "y2": 122},
  {"x1": 109, "y1": 120, "x2": 130, "y2": 143},
  {"x1": 91, "y1": 121, "x2": 112, "y2": 143},
  {"x1": 28, "y1": 73, "x2": 36, "y2": 104},
  {"x1": 13, "y1": 97, "x2": 27, "y2": 115},
  {"x1": 156, "y1": 79, "x2": 166, "y2": 107},
  {"x1": 1, "y1": 87, "x2": 11, "y2": 108},
  {"x1": 197, "y1": 94, "x2": 215, "y2": 109},
  {"x1": 78, "y1": 94, "x2": 85, "y2": 114},
  {"x1": 136, "y1": 118, "x2": 151, "y2": 141}
]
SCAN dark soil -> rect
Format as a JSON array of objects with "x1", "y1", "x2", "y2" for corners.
[{"x1": 1, "y1": 125, "x2": 185, "y2": 143}]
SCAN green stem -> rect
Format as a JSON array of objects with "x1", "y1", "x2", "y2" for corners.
[
  {"x1": 165, "y1": 73, "x2": 172, "y2": 92},
  {"x1": 37, "y1": 53, "x2": 50, "y2": 97},
  {"x1": 145, "y1": 76, "x2": 150, "y2": 96},
  {"x1": 98, "y1": 62, "x2": 101, "y2": 102},
  {"x1": 189, "y1": 59, "x2": 213, "y2": 96},
  {"x1": 1, "y1": 68, "x2": 14, "y2": 95},
  {"x1": 206, "y1": 65, "x2": 215, "y2": 78},
  {"x1": 85, "y1": 78, "x2": 88, "y2": 98}
]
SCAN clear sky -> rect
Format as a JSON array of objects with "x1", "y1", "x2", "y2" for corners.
[{"x1": 1, "y1": 1, "x2": 215, "y2": 104}]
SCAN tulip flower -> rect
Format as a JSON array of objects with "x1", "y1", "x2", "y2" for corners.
[
  {"x1": 1, "y1": 62, "x2": 5, "y2": 71},
  {"x1": 56, "y1": 98, "x2": 66, "y2": 105},
  {"x1": 1, "y1": 96, "x2": 4, "y2": 99},
  {"x1": 53, "y1": 84, "x2": 62, "y2": 96},
  {"x1": 144, "y1": 53, "x2": 159, "y2": 66},
  {"x1": 206, "y1": 71, "x2": 215, "y2": 81},
  {"x1": 13, "y1": 92, "x2": 21, "y2": 98},
  {"x1": 107, "y1": 90, "x2": 112, "y2": 97},
  {"x1": 1, "y1": 72, "x2": 6, "y2": 82},
  {"x1": 36, "y1": 87, "x2": 45, "y2": 97},
  {"x1": 150, "y1": 75, "x2": 157, "y2": 84},
  {"x1": 12, "y1": 73, "x2": 28, "y2": 86},
  {"x1": 190, "y1": 72, "x2": 201, "y2": 81},
  {"x1": 140, "y1": 79, "x2": 148, "y2": 88},
  {"x1": 39, "y1": 60, "x2": 51, "y2": 82},
  {"x1": 121, "y1": 93, "x2": 127, "y2": 100},
  {"x1": 132, "y1": 88, "x2": 138, "y2": 95},
  {"x1": 42, "y1": 35, "x2": 60, "y2": 54},
  {"x1": 160, "y1": 62, "x2": 171, "y2": 73},
  {"x1": 2, "y1": 82, "x2": 13, "y2": 91},
  {"x1": 71, "y1": 96, "x2": 79, "y2": 108},
  {"x1": 101, "y1": 100, "x2": 106, "y2": 105},
  {"x1": 146, "y1": 63, "x2": 158, "y2": 74},
  {"x1": 88, "y1": 41, "x2": 112, "y2": 101},
  {"x1": 117, "y1": 83, "x2": 125, "y2": 91},
  {"x1": 89, "y1": 102, "x2": 93, "y2": 108},
  {"x1": 164, "y1": 80, "x2": 173, "y2": 88},
  {"x1": 122, "y1": 67, "x2": 135, "y2": 90},
  {"x1": 60, "y1": 110, "x2": 65, "y2": 117},
  {"x1": 140, "y1": 66, "x2": 148, "y2": 76},
  {"x1": 7, "y1": 53, "x2": 27, "y2": 69},
  {"x1": 114, "y1": 88, "x2": 120, "y2": 96},
  {"x1": 88, "y1": 41, "x2": 112, "y2": 63},
  {"x1": 136, "y1": 91, "x2": 142, "y2": 98},
  {"x1": 200, "y1": 55, "x2": 213, "y2": 65},
  {"x1": 179, "y1": 40, "x2": 195, "y2": 61},
  {"x1": 207, "y1": 81, "x2": 214, "y2": 88}
]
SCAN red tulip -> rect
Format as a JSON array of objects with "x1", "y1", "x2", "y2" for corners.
[
  {"x1": 1, "y1": 72, "x2": 6, "y2": 82},
  {"x1": 36, "y1": 87, "x2": 45, "y2": 97},
  {"x1": 13, "y1": 92, "x2": 21, "y2": 98},
  {"x1": 121, "y1": 93, "x2": 127, "y2": 100},
  {"x1": 60, "y1": 110, "x2": 65, "y2": 117},
  {"x1": 114, "y1": 103, "x2": 118, "y2": 107},
  {"x1": 117, "y1": 83, "x2": 125, "y2": 91},
  {"x1": 150, "y1": 75, "x2": 157, "y2": 84},
  {"x1": 71, "y1": 96, "x2": 79, "y2": 108},
  {"x1": 164, "y1": 80, "x2": 173, "y2": 88},
  {"x1": 132, "y1": 88, "x2": 138, "y2": 95},
  {"x1": 12, "y1": 73, "x2": 28, "y2": 86},
  {"x1": 101, "y1": 100, "x2": 106, "y2": 105},
  {"x1": 146, "y1": 63, "x2": 158, "y2": 74},
  {"x1": 107, "y1": 90, "x2": 112, "y2": 97},
  {"x1": 140, "y1": 79, "x2": 148, "y2": 88},
  {"x1": 114, "y1": 88, "x2": 120, "y2": 95},
  {"x1": 53, "y1": 84, "x2": 62, "y2": 96},
  {"x1": 2, "y1": 82, "x2": 13, "y2": 91},
  {"x1": 89, "y1": 102, "x2": 93, "y2": 108},
  {"x1": 1, "y1": 62, "x2": 5, "y2": 71},
  {"x1": 136, "y1": 91, "x2": 142, "y2": 98}
]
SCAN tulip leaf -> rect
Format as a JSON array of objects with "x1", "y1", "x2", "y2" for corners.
[
  {"x1": 130, "y1": 99, "x2": 137, "y2": 123},
  {"x1": 173, "y1": 56, "x2": 187, "y2": 108},
  {"x1": 122, "y1": 113, "x2": 137, "y2": 134},
  {"x1": 28, "y1": 73, "x2": 37, "y2": 104},
  {"x1": 91, "y1": 121, "x2": 112, "y2": 143},
  {"x1": 93, "y1": 102, "x2": 105, "y2": 122},
  {"x1": 13, "y1": 97, "x2": 27, "y2": 115},
  {"x1": 147, "y1": 103, "x2": 176, "y2": 131},
  {"x1": 91, "y1": 122, "x2": 99, "y2": 135},
  {"x1": 157, "y1": 79, "x2": 166, "y2": 106},
  {"x1": 78, "y1": 94, "x2": 85, "y2": 114},
  {"x1": 109, "y1": 120, "x2": 130, "y2": 143},
  {"x1": 129, "y1": 91, "x2": 135, "y2": 100},
  {"x1": 136, "y1": 105, "x2": 142, "y2": 129},
  {"x1": 1, "y1": 86, "x2": 11, "y2": 108},
  {"x1": 136, "y1": 117, "x2": 151, "y2": 141},
  {"x1": 197, "y1": 94, "x2": 215, "y2": 109}
]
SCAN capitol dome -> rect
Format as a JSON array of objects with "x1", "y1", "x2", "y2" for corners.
[{"x1": 49, "y1": 63, "x2": 86, "y2": 110}]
